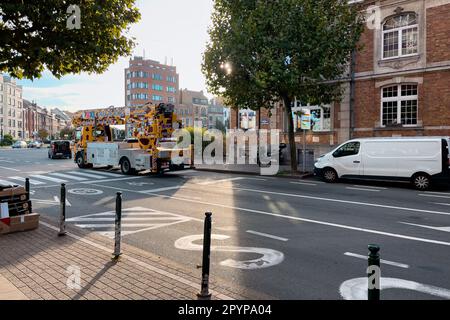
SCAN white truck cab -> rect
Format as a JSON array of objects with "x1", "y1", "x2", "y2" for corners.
[{"x1": 314, "y1": 137, "x2": 450, "y2": 190}]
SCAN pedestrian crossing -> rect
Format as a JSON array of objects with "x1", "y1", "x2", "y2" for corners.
[
  {"x1": 0, "y1": 170, "x2": 122, "y2": 187},
  {"x1": 66, "y1": 207, "x2": 192, "y2": 238}
]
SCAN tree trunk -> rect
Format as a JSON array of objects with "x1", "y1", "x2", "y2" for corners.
[{"x1": 283, "y1": 96, "x2": 298, "y2": 173}]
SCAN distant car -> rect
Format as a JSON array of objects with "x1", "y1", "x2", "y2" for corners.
[
  {"x1": 28, "y1": 141, "x2": 43, "y2": 149},
  {"x1": 48, "y1": 140, "x2": 72, "y2": 159},
  {"x1": 12, "y1": 141, "x2": 28, "y2": 149}
]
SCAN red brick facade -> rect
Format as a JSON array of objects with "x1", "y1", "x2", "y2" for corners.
[{"x1": 230, "y1": 0, "x2": 450, "y2": 158}]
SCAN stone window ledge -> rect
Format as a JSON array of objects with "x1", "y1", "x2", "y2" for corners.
[
  {"x1": 374, "y1": 126, "x2": 424, "y2": 132},
  {"x1": 378, "y1": 55, "x2": 421, "y2": 69}
]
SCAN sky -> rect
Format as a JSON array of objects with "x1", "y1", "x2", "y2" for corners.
[{"x1": 17, "y1": 0, "x2": 214, "y2": 112}]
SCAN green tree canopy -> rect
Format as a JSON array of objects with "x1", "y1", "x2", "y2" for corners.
[
  {"x1": 203, "y1": 0, "x2": 364, "y2": 172},
  {"x1": 0, "y1": 0, "x2": 140, "y2": 79}
]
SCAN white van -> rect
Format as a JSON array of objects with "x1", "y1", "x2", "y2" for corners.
[{"x1": 314, "y1": 137, "x2": 450, "y2": 190}]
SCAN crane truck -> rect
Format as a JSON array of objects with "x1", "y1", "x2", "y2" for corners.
[{"x1": 72, "y1": 103, "x2": 191, "y2": 175}]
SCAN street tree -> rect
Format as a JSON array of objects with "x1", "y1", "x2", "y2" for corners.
[
  {"x1": 38, "y1": 129, "x2": 49, "y2": 141},
  {"x1": 0, "y1": 0, "x2": 140, "y2": 79},
  {"x1": 59, "y1": 127, "x2": 75, "y2": 139},
  {"x1": 203, "y1": 0, "x2": 364, "y2": 172}
]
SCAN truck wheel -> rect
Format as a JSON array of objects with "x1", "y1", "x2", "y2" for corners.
[
  {"x1": 323, "y1": 168, "x2": 338, "y2": 183},
  {"x1": 412, "y1": 173, "x2": 431, "y2": 190},
  {"x1": 120, "y1": 158, "x2": 135, "y2": 175},
  {"x1": 76, "y1": 153, "x2": 86, "y2": 169}
]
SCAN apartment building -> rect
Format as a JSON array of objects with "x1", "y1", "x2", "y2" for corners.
[
  {"x1": 177, "y1": 89, "x2": 210, "y2": 128},
  {"x1": 0, "y1": 74, "x2": 23, "y2": 139},
  {"x1": 124, "y1": 56, "x2": 179, "y2": 107}
]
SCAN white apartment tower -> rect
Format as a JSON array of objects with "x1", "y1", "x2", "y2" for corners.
[{"x1": 0, "y1": 74, "x2": 23, "y2": 139}]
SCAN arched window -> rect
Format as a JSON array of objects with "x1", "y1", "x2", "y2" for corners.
[{"x1": 383, "y1": 13, "x2": 418, "y2": 59}]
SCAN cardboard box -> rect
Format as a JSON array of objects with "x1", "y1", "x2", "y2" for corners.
[{"x1": 0, "y1": 213, "x2": 39, "y2": 235}]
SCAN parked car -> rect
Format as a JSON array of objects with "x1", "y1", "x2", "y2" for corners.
[
  {"x1": 12, "y1": 141, "x2": 28, "y2": 149},
  {"x1": 28, "y1": 141, "x2": 43, "y2": 149},
  {"x1": 48, "y1": 140, "x2": 72, "y2": 159},
  {"x1": 314, "y1": 137, "x2": 450, "y2": 190}
]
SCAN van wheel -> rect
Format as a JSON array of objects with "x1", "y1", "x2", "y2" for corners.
[
  {"x1": 120, "y1": 158, "x2": 135, "y2": 175},
  {"x1": 412, "y1": 173, "x2": 431, "y2": 190},
  {"x1": 323, "y1": 168, "x2": 338, "y2": 183},
  {"x1": 76, "y1": 153, "x2": 86, "y2": 169}
]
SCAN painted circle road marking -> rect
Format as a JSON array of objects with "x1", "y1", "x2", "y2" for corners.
[
  {"x1": 68, "y1": 188, "x2": 103, "y2": 196},
  {"x1": 175, "y1": 234, "x2": 284, "y2": 270}
]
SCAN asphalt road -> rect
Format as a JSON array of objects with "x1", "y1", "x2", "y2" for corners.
[{"x1": 1, "y1": 148, "x2": 450, "y2": 300}]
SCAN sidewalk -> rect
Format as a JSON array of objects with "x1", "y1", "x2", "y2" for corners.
[{"x1": 0, "y1": 216, "x2": 271, "y2": 300}]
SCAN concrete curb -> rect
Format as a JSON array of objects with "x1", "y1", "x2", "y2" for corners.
[{"x1": 193, "y1": 167, "x2": 315, "y2": 180}]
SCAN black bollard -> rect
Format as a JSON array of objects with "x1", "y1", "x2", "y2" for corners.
[
  {"x1": 25, "y1": 178, "x2": 30, "y2": 194},
  {"x1": 112, "y1": 192, "x2": 122, "y2": 260},
  {"x1": 197, "y1": 212, "x2": 212, "y2": 299},
  {"x1": 58, "y1": 184, "x2": 67, "y2": 236},
  {"x1": 368, "y1": 244, "x2": 381, "y2": 301}
]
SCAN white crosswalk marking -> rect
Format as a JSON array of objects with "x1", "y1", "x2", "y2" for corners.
[
  {"x1": 8, "y1": 176, "x2": 46, "y2": 185},
  {"x1": 67, "y1": 171, "x2": 113, "y2": 179},
  {"x1": 67, "y1": 207, "x2": 192, "y2": 238},
  {"x1": 30, "y1": 174, "x2": 67, "y2": 183},
  {"x1": 0, "y1": 179, "x2": 20, "y2": 186},
  {"x1": 49, "y1": 172, "x2": 88, "y2": 181},
  {"x1": 86, "y1": 170, "x2": 120, "y2": 177}
]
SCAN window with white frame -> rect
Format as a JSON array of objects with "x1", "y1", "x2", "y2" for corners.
[
  {"x1": 383, "y1": 13, "x2": 418, "y2": 59},
  {"x1": 381, "y1": 84, "x2": 418, "y2": 126}
]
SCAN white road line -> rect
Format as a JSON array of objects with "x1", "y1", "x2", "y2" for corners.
[
  {"x1": 142, "y1": 186, "x2": 185, "y2": 193},
  {"x1": 89, "y1": 183, "x2": 450, "y2": 247},
  {"x1": 290, "y1": 182, "x2": 317, "y2": 186},
  {"x1": 232, "y1": 187, "x2": 450, "y2": 216},
  {"x1": 0, "y1": 160, "x2": 14, "y2": 163},
  {"x1": 39, "y1": 221, "x2": 232, "y2": 300},
  {"x1": 30, "y1": 174, "x2": 67, "y2": 183},
  {"x1": 0, "y1": 179, "x2": 20, "y2": 186},
  {"x1": 31, "y1": 176, "x2": 143, "y2": 189},
  {"x1": 344, "y1": 252, "x2": 409, "y2": 269},
  {"x1": 419, "y1": 194, "x2": 450, "y2": 199},
  {"x1": 246, "y1": 230, "x2": 289, "y2": 242},
  {"x1": 69, "y1": 217, "x2": 186, "y2": 222},
  {"x1": 49, "y1": 172, "x2": 88, "y2": 181},
  {"x1": 197, "y1": 177, "x2": 245, "y2": 185},
  {"x1": 0, "y1": 166, "x2": 20, "y2": 172},
  {"x1": 67, "y1": 171, "x2": 113, "y2": 179},
  {"x1": 89, "y1": 170, "x2": 121, "y2": 177},
  {"x1": 425, "y1": 191, "x2": 450, "y2": 196},
  {"x1": 8, "y1": 176, "x2": 46, "y2": 185},
  {"x1": 400, "y1": 222, "x2": 450, "y2": 233},
  {"x1": 433, "y1": 202, "x2": 450, "y2": 207},
  {"x1": 352, "y1": 185, "x2": 388, "y2": 190},
  {"x1": 346, "y1": 187, "x2": 381, "y2": 192}
]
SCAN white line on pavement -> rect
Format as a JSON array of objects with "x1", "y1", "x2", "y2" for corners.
[
  {"x1": 39, "y1": 221, "x2": 232, "y2": 300},
  {"x1": 30, "y1": 174, "x2": 67, "y2": 183},
  {"x1": 67, "y1": 171, "x2": 114, "y2": 179},
  {"x1": 346, "y1": 187, "x2": 381, "y2": 192},
  {"x1": 88, "y1": 183, "x2": 450, "y2": 247},
  {"x1": 0, "y1": 166, "x2": 20, "y2": 172},
  {"x1": 400, "y1": 222, "x2": 450, "y2": 233},
  {"x1": 344, "y1": 252, "x2": 409, "y2": 269},
  {"x1": 290, "y1": 182, "x2": 317, "y2": 186},
  {"x1": 432, "y1": 202, "x2": 450, "y2": 207},
  {"x1": 0, "y1": 160, "x2": 14, "y2": 163},
  {"x1": 31, "y1": 176, "x2": 143, "y2": 189},
  {"x1": 246, "y1": 230, "x2": 289, "y2": 242},
  {"x1": 425, "y1": 191, "x2": 450, "y2": 196},
  {"x1": 419, "y1": 194, "x2": 450, "y2": 199},
  {"x1": 352, "y1": 185, "x2": 388, "y2": 190},
  {"x1": 88, "y1": 170, "x2": 121, "y2": 177},
  {"x1": 197, "y1": 177, "x2": 245, "y2": 185},
  {"x1": 8, "y1": 176, "x2": 46, "y2": 185},
  {"x1": 49, "y1": 172, "x2": 88, "y2": 181},
  {"x1": 142, "y1": 186, "x2": 185, "y2": 193},
  {"x1": 0, "y1": 179, "x2": 20, "y2": 186}
]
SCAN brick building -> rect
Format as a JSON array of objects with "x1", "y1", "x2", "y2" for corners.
[
  {"x1": 125, "y1": 56, "x2": 179, "y2": 107},
  {"x1": 230, "y1": 0, "x2": 450, "y2": 158}
]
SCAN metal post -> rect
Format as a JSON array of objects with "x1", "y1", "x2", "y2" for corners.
[
  {"x1": 368, "y1": 244, "x2": 381, "y2": 301},
  {"x1": 25, "y1": 178, "x2": 30, "y2": 194},
  {"x1": 302, "y1": 130, "x2": 306, "y2": 173},
  {"x1": 197, "y1": 212, "x2": 212, "y2": 299},
  {"x1": 112, "y1": 192, "x2": 122, "y2": 260},
  {"x1": 58, "y1": 184, "x2": 67, "y2": 236}
]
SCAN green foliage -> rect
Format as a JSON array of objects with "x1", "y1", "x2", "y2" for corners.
[
  {"x1": 38, "y1": 129, "x2": 49, "y2": 141},
  {"x1": 0, "y1": 0, "x2": 141, "y2": 79},
  {"x1": 0, "y1": 134, "x2": 14, "y2": 146},
  {"x1": 59, "y1": 127, "x2": 75, "y2": 139},
  {"x1": 202, "y1": 0, "x2": 364, "y2": 171}
]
